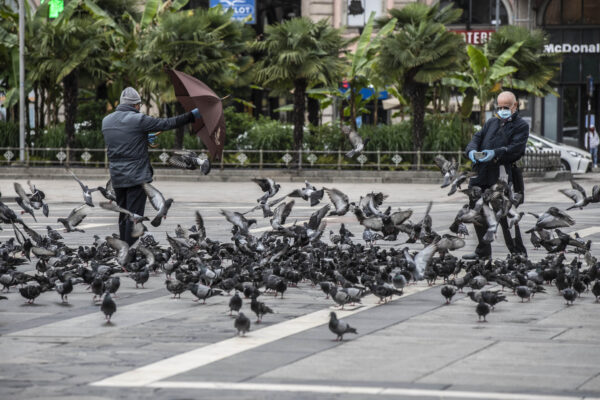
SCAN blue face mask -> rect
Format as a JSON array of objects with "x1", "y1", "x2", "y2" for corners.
[{"x1": 497, "y1": 109, "x2": 512, "y2": 120}]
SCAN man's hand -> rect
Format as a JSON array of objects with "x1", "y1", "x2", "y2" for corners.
[
  {"x1": 479, "y1": 149, "x2": 495, "y2": 162},
  {"x1": 148, "y1": 133, "x2": 159, "y2": 148},
  {"x1": 191, "y1": 108, "x2": 201, "y2": 120},
  {"x1": 468, "y1": 150, "x2": 477, "y2": 163}
]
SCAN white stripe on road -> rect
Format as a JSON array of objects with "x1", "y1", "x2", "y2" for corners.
[
  {"x1": 571, "y1": 226, "x2": 600, "y2": 238},
  {"x1": 91, "y1": 285, "x2": 428, "y2": 388},
  {"x1": 145, "y1": 381, "x2": 599, "y2": 400}
]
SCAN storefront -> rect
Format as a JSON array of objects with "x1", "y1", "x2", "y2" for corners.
[{"x1": 539, "y1": 0, "x2": 600, "y2": 148}]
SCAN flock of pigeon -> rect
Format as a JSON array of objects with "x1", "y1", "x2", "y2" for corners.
[{"x1": 0, "y1": 151, "x2": 599, "y2": 341}]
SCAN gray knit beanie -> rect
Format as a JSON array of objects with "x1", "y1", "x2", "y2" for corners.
[{"x1": 120, "y1": 87, "x2": 141, "y2": 105}]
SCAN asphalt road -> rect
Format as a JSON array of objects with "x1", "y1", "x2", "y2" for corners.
[{"x1": 1, "y1": 175, "x2": 600, "y2": 400}]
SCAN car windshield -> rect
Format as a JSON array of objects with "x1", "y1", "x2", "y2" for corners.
[{"x1": 530, "y1": 133, "x2": 559, "y2": 145}]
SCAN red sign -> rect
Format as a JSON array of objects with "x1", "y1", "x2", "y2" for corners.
[{"x1": 451, "y1": 30, "x2": 495, "y2": 44}]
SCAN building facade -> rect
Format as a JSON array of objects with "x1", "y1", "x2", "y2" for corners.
[{"x1": 208, "y1": 0, "x2": 600, "y2": 148}]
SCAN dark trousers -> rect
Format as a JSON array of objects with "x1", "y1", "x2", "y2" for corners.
[
  {"x1": 114, "y1": 185, "x2": 147, "y2": 246},
  {"x1": 470, "y1": 190, "x2": 527, "y2": 257}
]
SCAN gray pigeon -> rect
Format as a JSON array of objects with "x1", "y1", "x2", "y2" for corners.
[
  {"x1": 68, "y1": 169, "x2": 97, "y2": 207},
  {"x1": 342, "y1": 125, "x2": 369, "y2": 158},
  {"x1": 234, "y1": 312, "x2": 251, "y2": 336},
  {"x1": 476, "y1": 300, "x2": 490, "y2": 322},
  {"x1": 168, "y1": 151, "x2": 211, "y2": 175},
  {"x1": 188, "y1": 283, "x2": 223, "y2": 303},
  {"x1": 143, "y1": 183, "x2": 174, "y2": 227},
  {"x1": 229, "y1": 291, "x2": 243, "y2": 315},
  {"x1": 328, "y1": 311, "x2": 357, "y2": 341},
  {"x1": 101, "y1": 292, "x2": 117, "y2": 322},
  {"x1": 57, "y1": 204, "x2": 89, "y2": 233}
]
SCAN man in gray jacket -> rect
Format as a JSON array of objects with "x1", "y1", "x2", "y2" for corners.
[{"x1": 102, "y1": 87, "x2": 201, "y2": 245}]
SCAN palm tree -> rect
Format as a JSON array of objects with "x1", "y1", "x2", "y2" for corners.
[
  {"x1": 486, "y1": 25, "x2": 561, "y2": 98},
  {"x1": 133, "y1": 5, "x2": 253, "y2": 148},
  {"x1": 30, "y1": 0, "x2": 112, "y2": 154},
  {"x1": 377, "y1": 3, "x2": 465, "y2": 166},
  {"x1": 252, "y1": 17, "x2": 347, "y2": 152},
  {"x1": 443, "y1": 42, "x2": 523, "y2": 126},
  {"x1": 344, "y1": 12, "x2": 395, "y2": 129}
]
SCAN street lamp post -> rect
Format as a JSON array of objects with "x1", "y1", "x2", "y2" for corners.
[{"x1": 19, "y1": 0, "x2": 25, "y2": 162}]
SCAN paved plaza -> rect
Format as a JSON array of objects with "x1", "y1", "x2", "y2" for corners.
[{"x1": 1, "y1": 175, "x2": 600, "y2": 400}]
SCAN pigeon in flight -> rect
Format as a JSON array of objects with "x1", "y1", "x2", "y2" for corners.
[
  {"x1": 97, "y1": 178, "x2": 117, "y2": 202},
  {"x1": 143, "y1": 183, "x2": 174, "y2": 227},
  {"x1": 288, "y1": 180, "x2": 324, "y2": 207},
  {"x1": 57, "y1": 204, "x2": 90, "y2": 233},
  {"x1": 433, "y1": 155, "x2": 458, "y2": 188},
  {"x1": 67, "y1": 169, "x2": 97, "y2": 207},
  {"x1": 324, "y1": 187, "x2": 351, "y2": 216},
  {"x1": 342, "y1": 125, "x2": 369, "y2": 158},
  {"x1": 168, "y1": 151, "x2": 211, "y2": 175},
  {"x1": 559, "y1": 179, "x2": 600, "y2": 210},
  {"x1": 252, "y1": 178, "x2": 281, "y2": 203}
]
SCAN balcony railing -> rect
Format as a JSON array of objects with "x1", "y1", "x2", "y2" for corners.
[{"x1": 0, "y1": 147, "x2": 562, "y2": 172}]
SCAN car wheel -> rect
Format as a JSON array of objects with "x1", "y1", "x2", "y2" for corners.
[{"x1": 560, "y1": 160, "x2": 570, "y2": 172}]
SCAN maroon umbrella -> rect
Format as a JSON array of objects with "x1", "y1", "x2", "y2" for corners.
[{"x1": 167, "y1": 69, "x2": 226, "y2": 160}]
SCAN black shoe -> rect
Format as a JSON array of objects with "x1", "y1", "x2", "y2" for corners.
[{"x1": 462, "y1": 252, "x2": 490, "y2": 260}]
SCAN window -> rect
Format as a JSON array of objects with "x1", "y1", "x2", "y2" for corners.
[
  {"x1": 584, "y1": 0, "x2": 600, "y2": 24},
  {"x1": 544, "y1": 0, "x2": 600, "y2": 25},
  {"x1": 347, "y1": 0, "x2": 384, "y2": 27},
  {"x1": 440, "y1": 0, "x2": 508, "y2": 27}
]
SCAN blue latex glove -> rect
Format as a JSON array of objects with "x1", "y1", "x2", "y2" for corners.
[
  {"x1": 468, "y1": 150, "x2": 477, "y2": 163},
  {"x1": 148, "y1": 133, "x2": 157, "y2": 145},
  {"x1": 479, "y1": 149, "x2": 495, "y2": 162},
  {"x1": 191, "y1": 108, "x2": 201, "y2": 119}
]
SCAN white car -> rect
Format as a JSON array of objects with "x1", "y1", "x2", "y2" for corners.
[{"x1": 527, "y1": 133, "x2": 592, "y2": 174}]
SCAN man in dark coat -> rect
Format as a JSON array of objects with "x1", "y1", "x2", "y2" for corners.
[
  {"x1": 102, "y1": 87, "x2": 201, "y2": 245},
  {"x1": 463, "y1": 91, "x2": 529, "y2": 259}
]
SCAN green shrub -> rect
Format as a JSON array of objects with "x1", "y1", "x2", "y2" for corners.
[
  {"x1": 77, "y1": 100, "x2": 107, "y2": 130},
  {"x1": 236, "y1": 116, "x2": 293, "y2": 150},
  {"x1": 224, "y1": 106, "x2": 254, "y2": 149},
  {"x1": 76, "y1": 129, "x2": 105, "y2": 149},
  {"x1": 0, "y1": 121, "x2": 19, "y2": 147},
  {"x1": 359, "y1": 123, "x2": 412, "y2": 152},
  {"x1": 423, "y1": 114, "x2": 473, "y2": 152},
  {"x1": 305, "y1": 124, "x2": 345, "y2": 151},
  {"x1": 34, "y1": 124, "x2": 66, "y2": 148}
]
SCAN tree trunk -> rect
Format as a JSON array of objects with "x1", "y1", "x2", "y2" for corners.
[
  {"x1": 293, "y1": 78, "x2": 307, "y2": 154},
  {"x1": 63, "y1": 70, "x2": 79, "y2": 160},
  {"x1": 33, "y1": 85, "x2": 39, "y2": 139},
  {"x1": 409, "y1": 84, "x2": 427, "y2": 170},
  {"x1": 372, "y1": 95, "x2": 378, "y2": 126},
  {"x1": 307, "y1": 95, "x2": 319, "y2": 127},
  {"x1": 39, "y1": 88, "x2": 45, "y2": 131},
  {"x1": 350, "y1": 88, "x2": 357, "y2": 130},
  {"x1": 479, "y1": 92, "x2": 487, "y2": 127}
]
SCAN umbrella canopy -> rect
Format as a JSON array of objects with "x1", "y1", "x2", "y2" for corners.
[{"x1": 168, "y1": 69, "x2": 226, "y2": 160}]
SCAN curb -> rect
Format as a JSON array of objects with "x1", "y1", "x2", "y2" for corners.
[{"x1": 0, "y1": 166, "x2": 572, "y2": 184}]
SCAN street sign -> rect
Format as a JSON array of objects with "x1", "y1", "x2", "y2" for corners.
[
  {"x1": 450, "y1": 30, "x2": 495, "y2": 44},
  {"x1": 210, "y1": 0, "x2": 255, "y2": 24},
  {"x1": 41, "y1": 0, "x2": 64, "y2": 18}
]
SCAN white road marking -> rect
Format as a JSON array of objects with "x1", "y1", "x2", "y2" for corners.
[
  {"x1": 145, "y1": 381, "x2": 599, "y2": 400},
  {"x1": 571, "y1": 226, "x2": 600, "y2": 238},
  {"x1": 91, "y1": 285, "x2": 428, "y2": 388}
]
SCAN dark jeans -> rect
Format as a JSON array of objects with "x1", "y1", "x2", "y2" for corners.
[
  {"x1": 114, "y1": 185, "x2": 147, "y2": 246},
  {"x1": 469, "y1": 189, "x2": 527, "y2": 257}
]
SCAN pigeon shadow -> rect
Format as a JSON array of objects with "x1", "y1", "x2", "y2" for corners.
[
  {"x1": 20, "y1": 302, "x2": 46, "y2": 307},
  {"x1": 57, "y1": 302, "x2": 74, "y2": 307}
]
